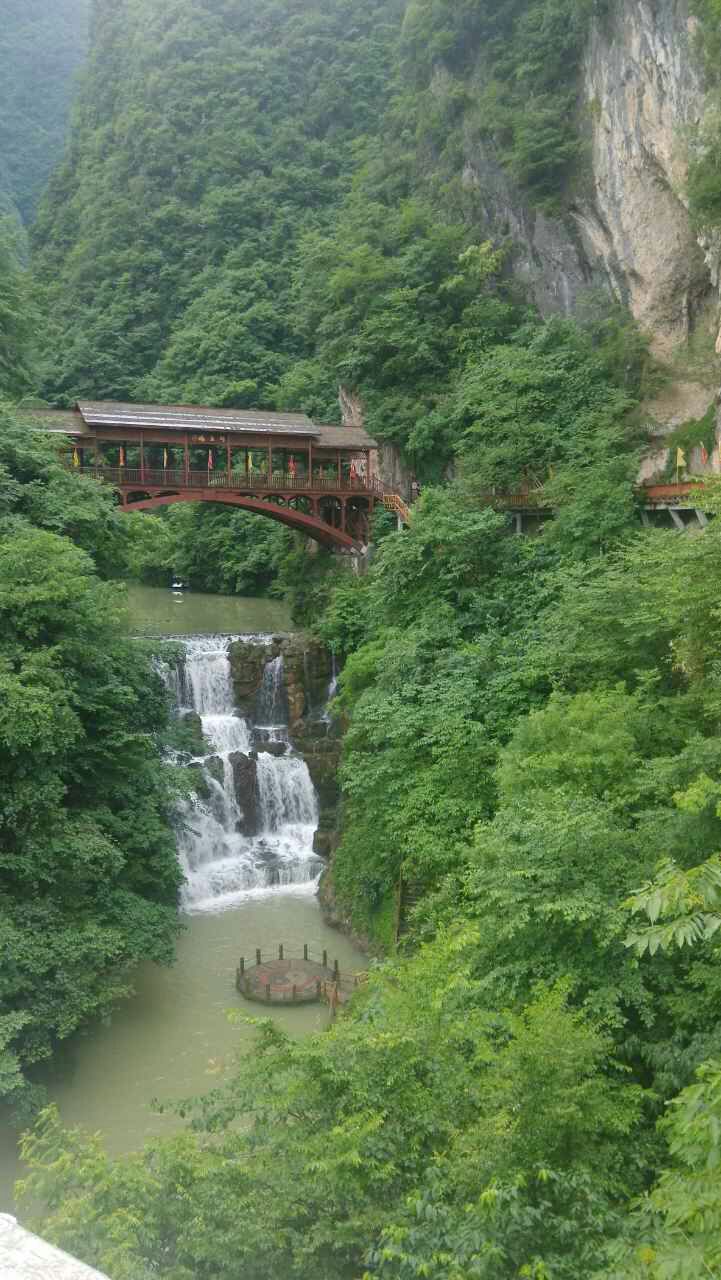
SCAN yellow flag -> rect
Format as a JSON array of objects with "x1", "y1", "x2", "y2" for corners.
[
  {"x1": 163, "y1": 447, "x2": 169, "y2": 468},
  {"x1": 72, "y1": 448, "x2": 80, "y2": 467},
  {"x1": 676, "y1": 447, "x2": 687, "y2": 470}
]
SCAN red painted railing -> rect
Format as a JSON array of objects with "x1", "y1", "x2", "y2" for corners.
[
  {"x1": 75, "y1": 464, "x2": 384, "y2": 496},
  {"x1": 640, "y1": 482, "x2": 706, "y2": 504}
]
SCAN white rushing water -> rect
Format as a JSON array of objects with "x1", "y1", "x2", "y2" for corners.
[{"x1": 169, "y1": 637, "x2": 321, "y2": 912}]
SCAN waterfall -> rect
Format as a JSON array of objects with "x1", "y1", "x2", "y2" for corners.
[
  {"x1": 320, "y1": 652, "x2": 339, "y2": 727},
  {"x1": 168, "y1": 637, "x2": 322, "y2": 913},
  {"x1": 255, "y1": 654, "x2": 287, "y2": 728}
]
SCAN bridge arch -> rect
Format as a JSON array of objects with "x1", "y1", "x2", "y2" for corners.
[{"x1": 121, "y1": 490, "x2": 362, "y2": 550}]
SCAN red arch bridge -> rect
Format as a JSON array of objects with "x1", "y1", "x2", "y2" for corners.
[{"x1": 31, "y1": 399, "x2": 411, "y2": 549}]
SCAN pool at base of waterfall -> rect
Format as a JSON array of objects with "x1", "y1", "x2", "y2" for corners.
[{"x1": 0, "y1": 608, "x2": 363, "y2": 1211}]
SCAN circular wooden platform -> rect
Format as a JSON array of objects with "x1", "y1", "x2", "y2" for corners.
[{"x1": 236, "y1": 956, "x2": 337, "y2": 1004}]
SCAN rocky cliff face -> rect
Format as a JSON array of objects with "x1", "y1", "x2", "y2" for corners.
[
  {"x1": 464, "y1": 0, "x2": 712, "y2": 360},
  {"x1": 579, "y1": 0, "x2": 708, "y2": 356}
]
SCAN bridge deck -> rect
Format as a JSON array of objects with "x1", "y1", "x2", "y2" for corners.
[{"x1": 71, "y1": 463, "x2": 412, "y2": 548}]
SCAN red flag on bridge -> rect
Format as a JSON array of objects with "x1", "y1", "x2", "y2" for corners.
[
  {"x1": 119, "y1": 445, "x2": 126, "y2": 466},
  {"x1": 207, "y1": 449, "x2": 214, "y2": 470}
]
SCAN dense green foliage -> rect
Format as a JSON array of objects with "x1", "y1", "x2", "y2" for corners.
[
  {"x1": 19, "y1": 961, "x2": 643, "y2": 1280},
  {"x1": 32, "y1": 0, "x2": 404, "y2": 407},
  {"x1": 685, "y1": 2, "x2": 721, "y2": 227},
  {"x1": 31, "y1": 0, "x2": 597, "y2": 424},
  {"x1": 0, "y1": 0, "x2": 89, "y2": 223},
  {"x1": 401, "y1": 0, "x2": 594, "y2": 204},
  {"x1": 0, "y1": 415, "x2": 182, "y2": 1116},
  {"x1": 9, "y1": 0, "x2": 721, "y2": 1275},
  {"x1": 121, "y1": 504, "x2": 290, "y2": 595},
  {"x1": 0, "y1": 220, "x2": 36, "y2": 399}
]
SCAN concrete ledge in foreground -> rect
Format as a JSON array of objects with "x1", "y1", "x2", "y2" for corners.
[{"x1": 0, "y1": 1213, "x2": 110, "y2": 1279}]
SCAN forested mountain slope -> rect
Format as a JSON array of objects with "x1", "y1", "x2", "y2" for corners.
[
  {"x1": 0, "y1": 0, "x2": 90, "y2": 223},
  {"x1": 32, "y1": 0, "x2": 404, "y2": 410},
  {"x1": 33, "y1": 0, "x2": 721, "y2": 463}
]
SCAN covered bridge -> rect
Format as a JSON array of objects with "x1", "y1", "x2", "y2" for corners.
[{"x1": 31, "y1": 400, "x2": 392, "y2": 548}]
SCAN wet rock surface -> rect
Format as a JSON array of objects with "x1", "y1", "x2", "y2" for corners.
[
  {"x1": 227, "y1": 633, "x2": 342, "y2": 876},
  {"x1": 229, "y1": 750, "x2": 259, "y2": 835}
]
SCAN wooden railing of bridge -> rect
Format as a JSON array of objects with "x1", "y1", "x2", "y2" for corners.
[{"x1": 75, "y1": 464, "x2": 386, "y2": 497}]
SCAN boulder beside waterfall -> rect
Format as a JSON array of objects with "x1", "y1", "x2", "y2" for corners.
[{"x1": 229, "y1": 750, "x2": 260, "y2": 835}]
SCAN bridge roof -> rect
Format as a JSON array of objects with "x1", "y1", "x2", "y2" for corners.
[
  {"x1": 78, "y1": 401, "x2": 318, "y2": 437},
  {"x1": 23, "y1": 402, "x2": 377, "y2": 449}
]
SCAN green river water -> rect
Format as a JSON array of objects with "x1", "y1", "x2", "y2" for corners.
[{"x1": 0, "y1": 587, "x2": 365, "y2": 1210}]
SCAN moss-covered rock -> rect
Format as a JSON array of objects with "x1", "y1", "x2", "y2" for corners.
[
  {"x1": 206, "y1": 754, "x2": 225, "y2": 786},
  {"x1": 229, "y1": 750, "x2": 259, "y2": 835},
  {"x1": 166, "y1": 709, "x2": 206, "y2": 756},
  {"x1": 228, "y1": 640, "x2": 268, "y2": 715}
]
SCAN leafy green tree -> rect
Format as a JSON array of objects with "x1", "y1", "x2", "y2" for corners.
[
  {"x1": 17, "y1": 941, "x2": 642, "y2": 1280},
  {"x1": 164, "y1": 502, "x2": 291, "y2": 596},
  {"x1": 0, "y1": 414, "x2": 181, "y2": 1112}
]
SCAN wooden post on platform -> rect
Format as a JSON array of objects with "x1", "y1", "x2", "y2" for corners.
[
  {"x1": 184, "y1": 432, "x2": 189, "y2": 483},
  {"x1": 334, "y1": 959, "x2": 339, "y2": 980},
  {"x1": 322, "y1": 949, "x2": 327, "y2": 969},
  {"x1": 140, "y1": 434, "x2": 145, "y2": 483},
  {"x1": 303, "y1": 944, "x2": 308, "y2": 961},
  {"x1": 239, "y1": 956, "x2": 245, "y2": 975},
  {"x1": 226, "y1": 437, "x2": 231, "y2": 481},
  {"x1": 256, "y1": 948, "x2": 261, "y2": 965},
  {"x1": 279, "y1": 943, "x2": 284, "y2": 960}
]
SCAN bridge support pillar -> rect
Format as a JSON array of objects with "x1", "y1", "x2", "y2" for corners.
[
  {"x1": 340, "y1": 497, "x2": 347, "y2": 533},
  {"x1": 669, "y1": 509, "x2": 685, "y2": 530}
]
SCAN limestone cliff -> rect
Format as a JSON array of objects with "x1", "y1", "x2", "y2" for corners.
[
  {"x1": 456, "y1": 0, "x2": 721, "y2": 444},
  {"x1": 464, "y1": 1, "x2": 711, "y2": 351}
]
